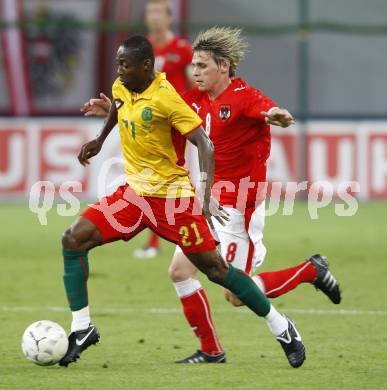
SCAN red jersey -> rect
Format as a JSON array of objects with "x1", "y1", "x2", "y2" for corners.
[
  {"x1": 183, "y1": 78, "x2": 276, "y2": 208},
  {"x1": 150, "y1": 36, "x2": 192, "y2": 94}
]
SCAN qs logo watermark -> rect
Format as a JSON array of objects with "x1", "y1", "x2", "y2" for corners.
[{"x1": 28, "y1": 157, "x2": 360, "y2": 230}]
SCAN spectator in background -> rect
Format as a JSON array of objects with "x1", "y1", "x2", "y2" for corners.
[{"x1": 146, "y1": 0, "x2": 194, "y2": 94}]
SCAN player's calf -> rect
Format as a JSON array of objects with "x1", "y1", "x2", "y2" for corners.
[
  {"x1": 184, "y1": 251, "x2": 307, "y2": 368},
  {"x1": 61, "y1": 216, "x2": 102, "y2": 364},
  {"x1": 187, "y1": 251, "x2": 229, "y2": 285}
]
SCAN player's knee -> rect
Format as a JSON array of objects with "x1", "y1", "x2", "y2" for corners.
[
  {"x1": 168, "y1": 263, "x2": 193, "y2": 282},
  {"x1": 62, "y1": 217, "x2": 101, "y2": 252},
  {"x1": 61, "y1": 228, "x2": 81, "y2": 251},
  {"x1": 168, "y1": 263, "x2": 183, "y2": 282},
  {"x1": 224, "y1": 290, "x2": 244, "y2": 307},
  {"x1": 168, "y1": 252, "x2": 198, "y2": 282},
  {"x1": 229, "y1": 299, "x2": 244, "y2": 307},
  {"x1": 62, "y1": 226, "x2": 94, "y2": 251}
]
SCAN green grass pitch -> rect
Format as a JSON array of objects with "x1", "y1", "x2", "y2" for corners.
[{"x1": 0, "y1": 201, "x2": 386, "y2": 389}]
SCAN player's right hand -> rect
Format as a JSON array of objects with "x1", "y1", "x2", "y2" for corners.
[
  {"x1": 203, "y1": 196, "x2": 230, "y2": 230},
  {"x1": 80, "y1": 93, "x2": 112, "y2": 118},
  {"x1": 261, "y1": 108, "x2": 295, "y2": 127},
  {"x1": 78, "y1": 139, "x2": 103, "y2": 166}
]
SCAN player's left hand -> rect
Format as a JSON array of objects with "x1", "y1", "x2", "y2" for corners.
[
  {"x1": 78, "y1": 138, "x2": 103, "y2": 166},
  {"x1": 261, "y1": 108, "x2": 295, "y2": 127}
]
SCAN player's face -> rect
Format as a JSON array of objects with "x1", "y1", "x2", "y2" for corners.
[
  {"x1": 145, "y1": 2, "x2": 172, "y2": 33},
  {"x1": 192, "y1": 50, "x2": 229, "y2": 93},
  {"x1": 116, "y1": 46, "x2": 150, "y2": 92}
]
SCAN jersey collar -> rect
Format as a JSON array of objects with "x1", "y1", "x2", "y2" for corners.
[
  {"x1": 205, "y1": 77, "x2": 246, "y2": 102},
  {"x1": 131, "y1": 72, "x2": 166, "y2": 101}
]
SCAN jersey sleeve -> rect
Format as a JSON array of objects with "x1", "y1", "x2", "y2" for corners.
[
  {"x1": 244, "y1": 88, "x2": 277, "y2": 122},
  {"x1": 181, "y1": 90, "x2": 194, "y2": 105},
  {"x1": 112, "y1": 78, "x2": 123, "y2": 100},
  {"x1": 158, "y1": 87, "x2": 202, "y2": 135}
]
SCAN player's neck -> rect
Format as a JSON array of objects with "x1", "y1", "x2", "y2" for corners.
[
  {"x1": 149, "y1": 30, "x2": 174, "y2": 48},
  {"x1": 207, "y1": 78, "x2": 231, "y2": 101},
  {"x1": 131, "y1": 72, "x2": 156, "y2": 94}
]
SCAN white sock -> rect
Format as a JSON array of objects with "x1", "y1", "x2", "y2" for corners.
[
  {"x1": 265, "y1": 305, "x2": 288, "y2": 336},
  {"x1": 173, "y1": 278, "x2": 202, "y2": 298},
  {"x1": 252, "y1": 275, "x2": 265, "y2": 293},
  {"x1": 71, "y1": 306, "x2": 90, "y2": 332}
]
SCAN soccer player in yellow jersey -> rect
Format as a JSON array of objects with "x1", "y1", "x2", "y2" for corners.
[{"x1": 59, "y1": 35, "x2": 305, "y2": 368}]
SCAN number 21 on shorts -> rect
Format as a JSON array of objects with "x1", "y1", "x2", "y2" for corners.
[{"x1": 179, "y1": 223, "x2": 204, "y2": 247}]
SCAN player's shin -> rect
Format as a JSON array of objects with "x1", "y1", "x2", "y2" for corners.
[
  {"x1": 224, "y1": 264, "x2": 270, "y2": 316},
  {"x1": 224, "y1": 264, "x2": 287, "y2": 335},
  {"x1": 254, "y1": 261, "x2": 317, "y2": 298},
  {"x1": 63, "y1": 249, "x2": 91, "y2": 331},
  {"x1": 174, "y1": 278, "x2": 223, "y2": 354}
]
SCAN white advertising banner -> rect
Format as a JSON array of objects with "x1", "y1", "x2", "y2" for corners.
[{"x1": 1, "y1": 119, "x2": 387, "y2": 200}]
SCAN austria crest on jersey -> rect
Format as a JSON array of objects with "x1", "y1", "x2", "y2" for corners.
[{"x1": 219, "y1": 104, "x2": 231, "y2": 121}]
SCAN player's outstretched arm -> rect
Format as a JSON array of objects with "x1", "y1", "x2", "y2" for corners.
[
  {"x1": 261, "y1": 107, "x2": 295, "y2": 128},
  {"x1": 78, "y1": 99, "x2": 118, "y2": 166},
  {"x1": 80, "y1": 93, "x2": 112, "y2": 118},
  {"x1": 186, "y1": 127, "x2": 229, "y2": 227}
]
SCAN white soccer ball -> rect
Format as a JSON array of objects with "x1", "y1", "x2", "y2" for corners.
[{"x1": 21, "y1": 320, "x2": 69, "y2": 366}]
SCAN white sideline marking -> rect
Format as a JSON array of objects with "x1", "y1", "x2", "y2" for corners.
[{"x1": 1, "y1": 306, "x2": 386, "y2": 316}]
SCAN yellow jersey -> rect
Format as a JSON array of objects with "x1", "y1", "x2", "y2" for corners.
[{"x1": 112, "y1": 72, "x2": 202, "y2": 198}]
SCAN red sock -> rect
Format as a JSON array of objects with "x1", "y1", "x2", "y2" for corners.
[
  {"x1": 180, "y1": 289, "x2": 223, "y2": 355},
  {"x1": 147, "y1": 232, "x2": 159, "y2": 248},
  {"x1": 257, "y1": 261, "x2": 317, "y2": 298}
]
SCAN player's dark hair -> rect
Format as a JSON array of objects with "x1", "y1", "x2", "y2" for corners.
[{"x1": 122, "y1": 35, "x2": 155, "y2": 67}]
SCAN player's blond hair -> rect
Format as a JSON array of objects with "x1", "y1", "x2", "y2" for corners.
[{"x1": 193, "y1": 26, "x2": 248, "y2": 77}]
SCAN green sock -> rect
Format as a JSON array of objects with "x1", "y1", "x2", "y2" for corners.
[
  {"x1": 63, "y1": 249, "x2": 89, "y2": 311},
  {"x1": 224, "y1": 264, "x2": 271, "y2": 317}
]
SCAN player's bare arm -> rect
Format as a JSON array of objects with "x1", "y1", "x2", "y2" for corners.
[
  {"x1": 186, "y1": 127, "x2": 228, "y2": 227},
  {"x1": 261, "y1": 107, "x2": 295, "y2": 128},
  {"x1": 78, "y1": 99, "x2": 118, "y2": 166},
  {"x1": 186, "y1": 126, "x2": 214, "y2": 219}
]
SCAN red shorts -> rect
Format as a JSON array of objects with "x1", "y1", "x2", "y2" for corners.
[{"x1": 81, "y1": 184, "x2": 217, "y2": 255}]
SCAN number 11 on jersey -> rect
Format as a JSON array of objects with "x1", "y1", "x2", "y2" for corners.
[{"x1": 130, "y1": 121, "x2": 136, "y2": 140}]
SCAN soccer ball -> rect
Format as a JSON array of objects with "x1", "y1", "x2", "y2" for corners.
[{"x1": 21, "y1": 320, "x2": 69, "y2": 366}]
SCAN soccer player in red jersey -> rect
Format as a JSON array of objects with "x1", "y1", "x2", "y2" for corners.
[
  {"x1": 60, "y1": 35, "x2": 306, "y2": 368},
  {"x1": 169, "y1": 27, "x2": 341, "y2": 363}
]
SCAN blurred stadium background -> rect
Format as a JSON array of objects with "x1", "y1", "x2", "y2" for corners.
[
  {"x1": 1, "y1": 1, "x2": 387, "y2": 389},
  {"x1": 1, "y1": 0, "x2": 387, "y2": 200}
]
